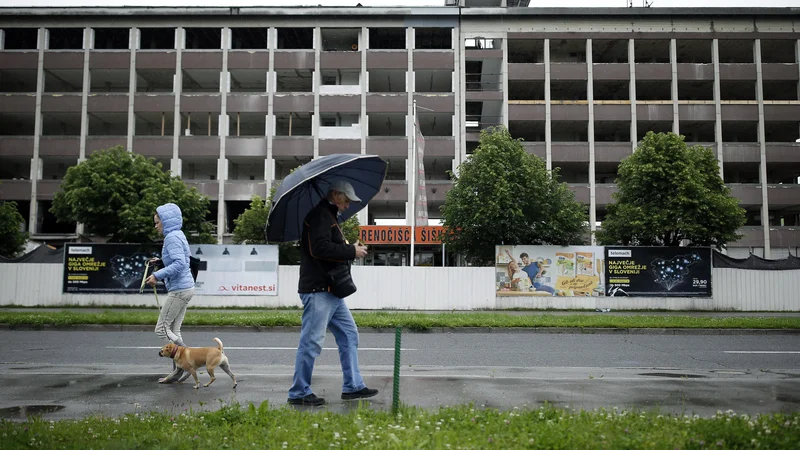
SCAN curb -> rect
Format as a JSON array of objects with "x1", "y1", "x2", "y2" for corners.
[{"x1": 1, "y1": 323, "x2": 799, "y2": 335}]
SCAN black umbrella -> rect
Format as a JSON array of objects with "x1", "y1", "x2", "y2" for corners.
[{"x1": 265, "y1": 154, "x2": 388, "y2": 242}]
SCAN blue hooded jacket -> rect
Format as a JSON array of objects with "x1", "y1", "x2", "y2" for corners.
[{"x1": 153, "y1": 203, "x2": 195, "y2": 292}]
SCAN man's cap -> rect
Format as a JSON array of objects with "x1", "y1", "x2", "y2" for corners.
[{"x1": 329, "y1": 180, "x2": 361, "y2": 202}]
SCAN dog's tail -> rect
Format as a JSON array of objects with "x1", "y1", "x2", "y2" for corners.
[{"x1": 213, "y1": 337, "x2": 224, "y2": 352}]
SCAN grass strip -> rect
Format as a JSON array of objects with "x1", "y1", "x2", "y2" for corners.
[
  {"x1": 1, "y1": 311, "x2": 799, "y2": 330},
  {"x1": 2, "y1": 403, "x2": 798, "y2": 449}
]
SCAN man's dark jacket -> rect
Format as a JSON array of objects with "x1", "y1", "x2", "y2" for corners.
[{"x1": 298, "y1": 200, "x2": 356, "y2": 293}]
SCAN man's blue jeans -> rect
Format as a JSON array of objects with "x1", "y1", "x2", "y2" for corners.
[{"x1": 288, "y1": 292, "x2": 366, "y2": 399}]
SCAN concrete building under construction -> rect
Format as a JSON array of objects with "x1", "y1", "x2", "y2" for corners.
[{"x1": 0, "y1": 0, "x2": 798, "y2": 261}]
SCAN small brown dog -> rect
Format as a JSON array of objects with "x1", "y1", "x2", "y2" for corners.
[{"x1": 158, "y1": 337, "x2": 237, "y2": 389}]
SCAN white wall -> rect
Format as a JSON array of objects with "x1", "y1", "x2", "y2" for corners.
[{"x1": 1, "y1": 264, "x2": 798, "y2": 311}]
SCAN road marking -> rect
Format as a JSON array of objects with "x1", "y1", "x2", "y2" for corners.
[
  {"x1": 724, "y1": 351, "x2": 800, "y2": 354},
  {"x1": 106, "y1": 346, "x2": 416, "y2": 351}
]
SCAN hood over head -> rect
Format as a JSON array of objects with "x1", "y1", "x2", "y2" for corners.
[{"x1": 156, "y1": 203, "x2": 183, "y2": 235}]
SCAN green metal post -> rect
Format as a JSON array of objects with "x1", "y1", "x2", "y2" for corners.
[{"x1": 392, "y1": 326, "x2": 402, "y2": 414}]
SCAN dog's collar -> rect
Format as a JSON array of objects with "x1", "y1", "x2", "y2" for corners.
[{"x1": 170, "y1": 346, "x2": 179, "y2": 359}]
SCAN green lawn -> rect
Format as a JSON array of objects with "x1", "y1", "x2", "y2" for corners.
[
  {"x1": 2, "y1": 403, "x2": 798, "y2": 449},
  {"x1": 1, "y1": 310, "x2": 799, "y2": 330}
]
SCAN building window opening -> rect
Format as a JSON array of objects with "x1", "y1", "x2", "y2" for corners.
[
  {"x1": 93, "y1": 28, "x2": 129, "y2": 50},
  {"x1": 44, "y1": 69, "x2": 83, "y2": 93},
  {"x1": 676, "y1": 40, "x2": 711, "y2": 64},
  {"x1": 679, "y1": 80, "x2": 715, "y2": 101},
  {"x1": 181, "y1": 112, "x2": 220, "y2": 137},
  {"x1": 185, "y1": 28, "x2": 221, "y2": 50},
  {"x1": 136, "y1": 69, "x2": 174, "y2": 92},
  {"x1": 0, "y1": 69, "x2": 38, "y2": 93},
  {"x1": 321, "y1": 28, "x2": 360, "y2": 52},
  {"x1": 88, "y1": 113, "x2": 128, "y2": 136},
  {"x1": 38, "y1": 200, "x2": 76, "y2": 234},
  {"x1": 275, "y1": 69, "x2": 313, "y2": 93},
  {"x1": 368, "y1": 28, "x2": 405, "y2": 50},
  {"x1": 275, "y1": 113, "x2": 312, "y2": 136},
  {"x1": 550, "y1": 39, "x2": 587, "y2": 63},
  {"x1": 718, "y1": 40, "x2": 754, "y2": 64},
  {"x1": 41, "y1": 113, "x2": 82, "y2": 136},
  {"x1": 231, "y1": 28, "x2": 268, "y2": 50},
  {"x1": 230, "y1": 70, "x2": 267, "y2": 92},
  {"x1": 90, "y1": 69, "x2": 130, "y2": 93},
  {"x1": 592, "y1": 39, "x2": 628, "y2": 63},
  {"x1": 277, "y1": 28, "x2": 313, "y2": 50},
  {"x1": 3, "y1": 28, "x2": 38, "y2": 50},
  {"x1": 415, "y1": 28, "x2": 451, "y2": 50},
  {"x1": 140, "y1": 28, "x2": 175, "y2": 50},
  {"x1": 508, "y1": 39, "x2": 544, "y2": 63},
  {"x1": 634, "y1": 39, "x2": 670, "y2": 63},
  {"x1": 0, "y1": 112, "x2": 35, "y2": 136},
  {"x1": 134, "y1": 112, "x2": 174, "y2": 136},
  {"x1": 48, "y1": 28, "x2": 83, "y2": 50},
  {"x1": 229, "y1": 112, "x2": 266, "y2": 136}
]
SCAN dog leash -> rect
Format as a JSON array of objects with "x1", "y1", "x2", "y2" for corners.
[{"x1": 140, "y1": 260, "x2": 161, "y2": 309}]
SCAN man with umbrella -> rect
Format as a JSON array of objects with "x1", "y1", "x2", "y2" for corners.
[{"x1": 267, "y1": 154, "x2": 387, "y2": 406}]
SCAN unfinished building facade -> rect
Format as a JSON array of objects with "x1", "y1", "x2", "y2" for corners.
[{"x1": 0, "y1": 3, "x2": 798, "y2": 258}]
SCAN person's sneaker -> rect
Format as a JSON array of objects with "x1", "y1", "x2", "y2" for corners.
[
  {"x1": 176, "y1": 370, "x2": 191, "y2": 383},
  {"x1": 287, "y1": 394, "x2": 326, "y2": 406},
  {"x1": 341, "y1": 387, "x2": 379, "y2": 401},
  {"x1": 159, "y1": 368, "x2": 184, "y2": 384}
]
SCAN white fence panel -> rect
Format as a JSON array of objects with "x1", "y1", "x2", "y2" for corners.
[
  {"x1": 346, "y1": 267, "x2": 495, "y2": 310},
  {"x1": 0, "y1": 264, "x2": 18, "y2": 304},
  {"x1": 1, "y1": 264, "x2": 799, "y2": 311}
]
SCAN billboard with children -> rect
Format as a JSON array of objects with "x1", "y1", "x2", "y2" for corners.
[{"x1": 495, "y1": 245, "x2": 606, "y2": 297}]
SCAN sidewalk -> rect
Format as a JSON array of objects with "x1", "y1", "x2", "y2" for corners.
[{"x1": 2, "y1": 307, "x2": 799, "y2": 318}]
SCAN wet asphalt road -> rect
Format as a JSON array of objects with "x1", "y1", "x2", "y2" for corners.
[{"x1": 1, "y1": 329, "x2": 799, "y2": 420}]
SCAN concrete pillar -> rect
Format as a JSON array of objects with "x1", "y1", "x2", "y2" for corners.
[
  {"x1": 126, "y1": 28, "x2": 137, "y2": 152},
  {"x1": 407, "y1": 27, "x2": 415, "y2": 226},
  {"x1": 266, "y1": 27, "x2": 275, "y2": 190},
  {"x1": 544, "y1": 38, "x2": 552, "y2": 170},
  {"x1": 358, "y1": 26, "x2": 369, "y2": 227},
  {"x1": 754, "y1": 39, "x2": 771, "y2": 259},
  {"x1": 216, "y1": 27, "x2": 230, "y2": 244},
  {"x1": 171, "y1": 27, "x2": 184, "y2": 170},
  {"x1": 587, "y1": 39, "x2": 597, "y2": 244},
  {"x1": 628, "y1": 38, "x2": 637, "y2": 151},
  {"x1": 29, "y1": 28, "x2": 45, "y2": 235},
  {"x1": 712, "y1": 39, "x2": 724, "y2": 177},
  {"x1": 670, "y1": 38, "x2": 679, "y2": 135},
  {"x1": 313, "y1": 27, "x2": 321, "y2": 159}
]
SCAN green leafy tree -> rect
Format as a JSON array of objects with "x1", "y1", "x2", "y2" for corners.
[
  {"x1": 596, "y1": 131, "x2": 746, "y2": 249},
  {"x1": 0, "y1": 200, "x2": 28, "y2": 258},
  {"x1": 340, "y1": 215, "x2": 361, "y2": 245},
  {"x1": 232, "y1": 193, "x2": 300, "y2": 264},
  {"x1": 51, "y1": 146, "x2": 215, "y2": 244},
  {"x1": 440, "y1": 126, "x2": 589, "y2": 266},
  {"x1": 233, "y1": 191, "x2": 361, "y2": 265}
]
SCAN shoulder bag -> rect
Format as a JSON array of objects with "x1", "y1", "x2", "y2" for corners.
[{"x1": 312, "y1": 210, "x2": 357, "y2": 298}]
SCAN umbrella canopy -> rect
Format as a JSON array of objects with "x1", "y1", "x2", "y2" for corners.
[{"x1": 265, "y1": 154, "x2": 388, "y2": 242}]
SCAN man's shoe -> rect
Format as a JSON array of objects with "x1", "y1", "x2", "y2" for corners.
[
  {"x1": 287, "y1": 394, "x2": 326, "y2": 406},
  {"x1": 342, "y1": 387, "x2": 379, "y2": 401}
]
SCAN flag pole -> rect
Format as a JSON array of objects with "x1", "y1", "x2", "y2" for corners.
[{"x1": 410, "y1": 99, "x2": 416, "y2": 268}]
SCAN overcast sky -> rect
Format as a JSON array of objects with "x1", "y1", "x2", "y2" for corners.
[{"x1": 0, "y1": 0, "x2": 796, "y2": 8}]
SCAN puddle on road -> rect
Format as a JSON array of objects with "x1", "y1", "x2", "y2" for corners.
[
  {"x1": 638, "y1": 372, "x2": 707, "y2": 379},
  {"x1": 0, "y1": 405, "x2": 66, "y2": 419}
]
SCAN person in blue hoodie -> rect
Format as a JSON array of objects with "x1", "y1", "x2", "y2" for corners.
[{"x1": 145, "y1": 202, "x2": 196, "y2": 384}]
